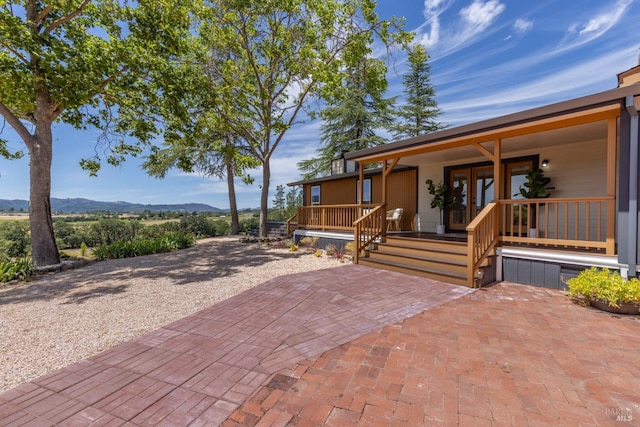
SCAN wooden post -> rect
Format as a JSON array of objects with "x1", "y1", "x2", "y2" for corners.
[
  {"x1": 606, "y1": 117, "x2": 616, "y2": 255},
  {"x1": 494, "y1": 139, "x2": 501, "y2": 201}
]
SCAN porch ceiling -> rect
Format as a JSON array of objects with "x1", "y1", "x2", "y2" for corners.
[{"x1": 394, "y1": 120, "x2": 608, "y2": 166}]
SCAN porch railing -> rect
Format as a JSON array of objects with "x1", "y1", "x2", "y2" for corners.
[
  {"x1": 295, "y1": 204, "x2": 378, "y2": 231},
  {"x1": 286, "y1": 212, "x2": 298, "y2": 236},
  {"x1": 466, "y1": 202, "x2": 499, "y2": 288},
  {"x1": 498, "y1": 196, "x2": 615, "y2": 255},
  {"x1": 353, "y1": 205, "x2": 385, "y2": 263}
]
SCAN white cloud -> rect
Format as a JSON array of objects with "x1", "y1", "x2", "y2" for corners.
[
  {"x1": 416, "y1": 0, "x2": 506, "y2": 59},
  {"x1": 459, "y1": 0, "x2": 505, "y2": 29},
  {"x1": 513, "y1": 18, "x2": 534, "y2": 34},
  {"x1": 439, "y1": 46, "x2": 638, "y2": 126},
  {"x1": 579, "y1": 0, "x2": 631, "y2": 35},
  {"x1": 561, "y1": 0, "x2": 632, "y2": 51}
]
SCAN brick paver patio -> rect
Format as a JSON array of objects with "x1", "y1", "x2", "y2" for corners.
[
  {"x1": 0, "y1": 265, "x2": 473, "y2": 426},
  {"x1": 226, "y1": 281, "x2": 640, "y2": 426},
  {"x1": 2, "y1": 265, "x2": 640, "y2": 426}
]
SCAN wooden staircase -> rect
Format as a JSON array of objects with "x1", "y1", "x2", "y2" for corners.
[{"x1": 358, "y1": 235, "x2": 492, "y2": 287}]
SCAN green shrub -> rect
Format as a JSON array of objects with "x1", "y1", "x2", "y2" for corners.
[
  {"x1": 0, "y1": 257, "x2": 32, "y2": 282},
  {"x1": 92, "y1": 232, "x2": 196, "y2": 260},
  {"x1": 80, "y1": 242, "x2": 88, "y2": 257},
  {"x1": 567, "y1": 267, "x2": 640, "y2": 307}
]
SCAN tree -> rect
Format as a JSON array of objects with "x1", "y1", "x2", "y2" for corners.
[
  {"x1": 143, "y1": 112, "x2": 258, "y2": 235},
  {"x1": 198, "y1": 0, "x2": 410, "y2": 237},
  {"x1": 272, "y1": 185, "x2": 286, "y2": 221},
  {"x1": 297, "y1": 56, "x2": 396, "y2": 179},
  {"x1": 392, "y1": 44, "x2": 445, "y2": 140},
  {"x1": 0, "y1": 1, "x2": 195, "y2": 266},
  {"x1": 285, "y1": 186, "x2": 303, "y2": 219}
]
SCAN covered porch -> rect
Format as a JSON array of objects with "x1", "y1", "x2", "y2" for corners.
[{"x1": 287, "y1": 82, "x2": 640, "y2": 287}]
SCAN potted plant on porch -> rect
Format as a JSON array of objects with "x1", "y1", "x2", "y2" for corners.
[
  {"x1": 426, "y1": 179, "x2": 453, "y2": 234},
  {"x1": 567, "y1": 267, "x2": 640, "y2": 314},
  {"x1": 516, "y1": 168, "x2": 551, "y2": 238}
]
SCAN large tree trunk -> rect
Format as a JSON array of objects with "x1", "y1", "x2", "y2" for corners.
[
  {"x1": 29, "y1": 122, "x2": 60, "y2": 267},
  {"x1": 259, "y1": 158, "x2": 270, "y2": 238},
  {"x1": 225, "y1": 157, "x2": 240, "y2": 235}
]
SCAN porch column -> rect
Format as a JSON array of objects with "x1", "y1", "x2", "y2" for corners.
[
  {"x1": 494, "y1": 139, "x2": 502, "y2": 201},
  {"x1": 381, "y1": 157, "x2": 400, "y2": 208},
  {"x1": 607, "y1": 116, "x2": 617, "y2": 257},
  {"x1": 472, "y1": 140, "x2": 501, "y2": 200}
]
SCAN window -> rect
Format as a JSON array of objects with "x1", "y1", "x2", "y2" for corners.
[
  {"x1": 311, "y1": 185, "x2": 321, "y2": 205},
  {"x1": 357, "y1": 179, "x2": 372, "y2": 204}
]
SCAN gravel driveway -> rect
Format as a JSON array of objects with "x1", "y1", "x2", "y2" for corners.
[{"x1": 0, "y1": 237, "x2": 344, "y2": 393}]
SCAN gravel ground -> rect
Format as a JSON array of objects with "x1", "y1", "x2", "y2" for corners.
[{"x1": 0, "y1": 237, "x2": 346, "y2": 393}]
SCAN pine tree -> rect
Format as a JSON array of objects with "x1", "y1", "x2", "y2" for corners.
[
  {"x1": 392, "y1": 44, "x2": 445, "y2": 140},
  {"x1": 297, "y1": 57, "x2": 395, "y2": 179},
  {"x1": 272, "y1": 185, "x2": 286, "y2": 221}
]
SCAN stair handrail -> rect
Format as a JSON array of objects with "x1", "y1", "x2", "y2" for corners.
[
  {"x1": 286, "y1": 209, "x2": 299, "y2": 236},
  {"x1": 353, "y1": 204, "x2": 385, "y2": 263},
  {"x1": 466, "y1": 202, "x2": 499, "y2": 288}
]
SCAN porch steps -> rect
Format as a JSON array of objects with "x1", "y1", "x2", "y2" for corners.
[{"x1": 358, "y1": 236, "x2": 478, "y2": 287}]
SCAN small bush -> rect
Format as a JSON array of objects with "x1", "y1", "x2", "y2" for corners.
[
  {"x1": 80, "y1": 242, "x2": 88, "y2": 257},
  {"x1": 567, "y1": 267, "x2": 640, "y2": 307},
  {"x1": 314, "y1": 249, "x2": 322, "y2": 257},
  {"x1": 289, "y1": 243, "x2": 298, "y2": 252},
  {"x1": 0, "y1": 257, "x2": 32, "y2": 282},
  {"x1": 93, "y1": 232, "x2": 196, "y2": 260},
  {"x1": 299, "y1": 236, "x2": 318, "y2": 248},
  {"x1": 326, "y1": 244, "x2": 348, "y2": 262}
]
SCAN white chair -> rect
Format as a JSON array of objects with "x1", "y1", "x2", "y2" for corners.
[{"x1": 386, "y1": 208, "x2": 403, "y2": 231}]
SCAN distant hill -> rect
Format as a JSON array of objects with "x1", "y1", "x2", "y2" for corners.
[{"x1": 0, "y1": 198, "x2": 224, "y2": 214}]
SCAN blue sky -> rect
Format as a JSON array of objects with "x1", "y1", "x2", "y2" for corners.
[{"x1": 1, "y1": 0, "x2": 639, "y2": 209}]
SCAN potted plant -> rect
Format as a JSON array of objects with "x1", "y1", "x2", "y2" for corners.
[
  {"x1": 516, "y1": 168, "x2": 551, "y2": 238},
  {"x1": 567, "y1": 267, "x2": 640, "y2": 314},
  {"x1": 426, "y1": 179, "x2": 453, "y2": 234}
]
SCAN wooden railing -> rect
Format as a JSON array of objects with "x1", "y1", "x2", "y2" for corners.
[
  {"x1": 499, "y1": 196, "x2": 615, "y2": 255},
  {"x1": 296, "y1": 204, "x2": 378, "y2": 231},
  {"x1": 286, "y1": 212, "x2": 298, "y2": 235},
  {"x1": 466, "y1": 202, "x2": 499, "y2": 288},
  {"x1": 353, "y1": 205, "x2": 385, "y2": 263}
]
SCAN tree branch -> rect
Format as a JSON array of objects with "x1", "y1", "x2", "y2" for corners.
[
  {"x1": 35, "y1": 5, "x2": 53, "y2": 28},
  {"x1": 44, "y1": 0, "x2": 91, "y2": 34},
  {"x1": 0, "y1": 41, "x2": 29, "y2": 65},
  {"x1": 0, "y1": 102, "x2": 36, "y2": 149}
]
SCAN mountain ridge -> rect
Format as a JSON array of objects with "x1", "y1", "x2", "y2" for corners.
[{"x1": 0, "y1": 198, "x2": 226, "y2": 213}]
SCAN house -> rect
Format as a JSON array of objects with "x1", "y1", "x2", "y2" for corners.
[{"x1": 288, "y1": 64, "x2": 640, "y2": 288}]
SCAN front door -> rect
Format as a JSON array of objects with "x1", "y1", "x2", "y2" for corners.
[{"x1": 446, "y1": 158, "x2": 534, "y2": 231}]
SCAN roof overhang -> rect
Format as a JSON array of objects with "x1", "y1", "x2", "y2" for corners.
[
  {"x1": 287, "y1": 165, "x2": 417, "y2": 187},
  {"x1": 345, "y1": 84, "x2": 640, "y2": 164}
]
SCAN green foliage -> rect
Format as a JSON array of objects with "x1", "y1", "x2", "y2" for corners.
[
  {"x1": 314, "y1": 249, "x2": 322, "y2": 257},
  {"x1": 0, "y1": 257, "x2": 32, "y2": 282},
  {"x1": 516, "y1": 169, "x2": 551, "y2": 199},
  {"x1": 0, "y1": 221, "x2": 30, "y2": 258},
  {"x1": 297, "y1": 56, "x2": 396, "y2": 179},
  {"x1": 289, "y1": 243, "x2": 299, "y2": 252},
  {"x1": 285, "y1": 187, "x2": 303, "y2": 219},
  {"x1": 567, "y1": 267, "x2": 640, "y2": 307},
  {"x1": 392, "y1": 44, "x2": 446, "y2": 140},
  {"x1": 92, "y1": 232, "x2": 196, "y2": 260},
  {"x1": 426, "y1": 179, "x2": 453, "y2": 224},
  {"x1": 80, "y1": 242, "x2": 88, "y2": 257},
  {"x1": 0, "y1": 0, "x2": 198, "y2": 266},
  {"x1": 90, "y1": 219, "x2": 144, "y2": 246},
  {"x1": 195, "y1": 0, "x2": 411, "y2": 235}
]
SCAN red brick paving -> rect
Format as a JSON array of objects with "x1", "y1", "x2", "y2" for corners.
[
  {"x1": 227, "y1": 283, "x2": 640, "y2": 426},
  {"x1": 3, "y1": 267, "x2": 640, "y2": 426},
  {"x1": 0, "y1": 265, "x2": 472, "y2": 426}
]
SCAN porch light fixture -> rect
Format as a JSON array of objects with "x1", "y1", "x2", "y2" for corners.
[{"x1": 541, "y1": 159, "x2": 549, "y2": 168}]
